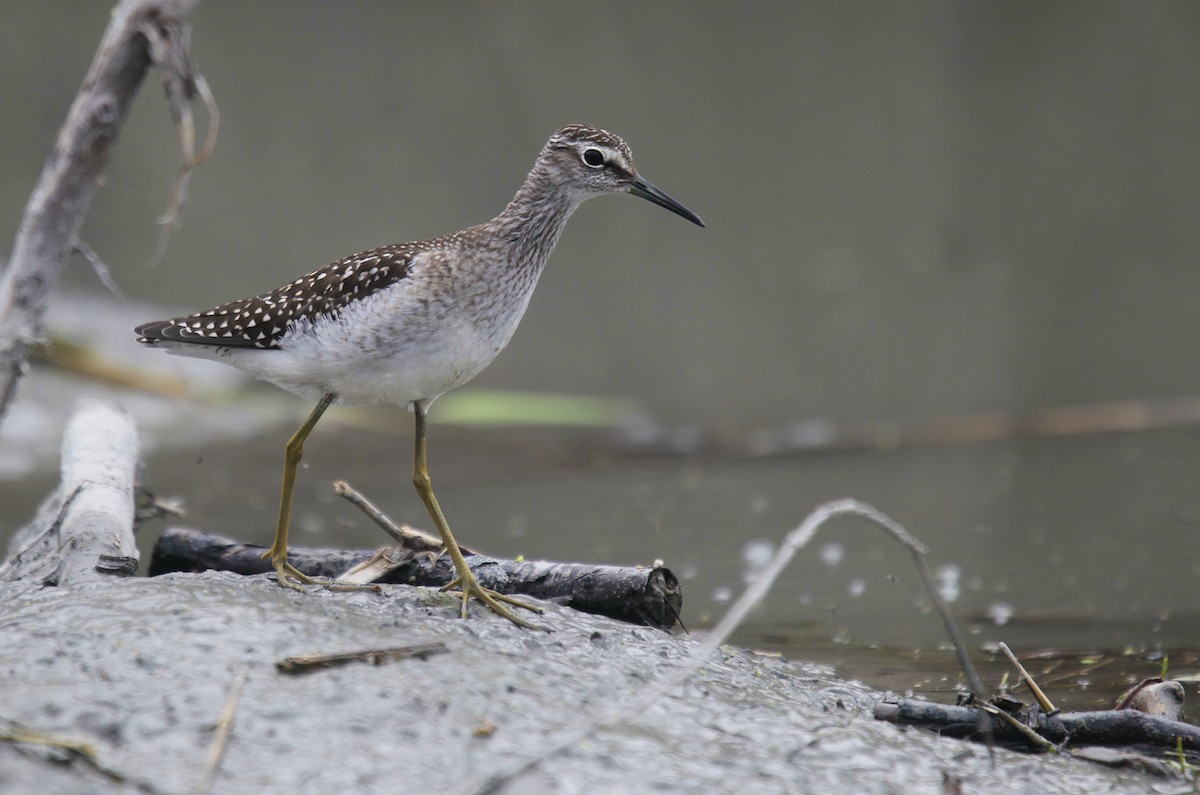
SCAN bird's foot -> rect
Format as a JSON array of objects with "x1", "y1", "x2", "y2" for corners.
[
  {"x1": 442, "y1": 568, "x2": 548, "y2": 631},
  {"x1": 269, "y1": 556, "x2": 327, "y2": 591},
  {"x1": 264, "y1": 551, "x2": 382, "y2": 593}
]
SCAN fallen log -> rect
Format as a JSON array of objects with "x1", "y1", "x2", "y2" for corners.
[{"x1": 150, "y1": 526, "x2": 682, "y2": 630}]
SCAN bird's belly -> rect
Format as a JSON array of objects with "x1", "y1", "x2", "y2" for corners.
[
  {"x1": 254, "y1": 288, "x2": 529, "y2": 406},
  {"x1": 320, "y1": 331, "x2": 503, "y2": 406}
]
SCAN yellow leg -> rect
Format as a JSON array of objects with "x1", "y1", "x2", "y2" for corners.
[
  {"x1": 411, "y1": 401, "x2": 545, "y2": 628},
  {"x1": 263, "y1": 394, "x2": 339, "y2": 590}
]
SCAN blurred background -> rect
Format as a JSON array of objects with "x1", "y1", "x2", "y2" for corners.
[{"x1": 3, "y1": 1, "x2": 1200, "y2": 708}]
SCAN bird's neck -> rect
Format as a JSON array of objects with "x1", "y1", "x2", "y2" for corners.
[{"x1": 492, "y1": 159, "x2": 585, "y2": 270}]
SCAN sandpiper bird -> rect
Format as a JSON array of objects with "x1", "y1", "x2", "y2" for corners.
[{"x1": 135, "y1": 124, "x2": 704, "y2": 628}]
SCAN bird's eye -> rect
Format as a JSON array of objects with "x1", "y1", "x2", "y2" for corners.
[{"x1": 582, "y1": 148, "x2": 605, "y2": 168}]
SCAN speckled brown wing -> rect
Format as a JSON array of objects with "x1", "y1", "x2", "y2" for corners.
[{"x1": 135, "y1": 245, "x2": 418, "y2": 349}]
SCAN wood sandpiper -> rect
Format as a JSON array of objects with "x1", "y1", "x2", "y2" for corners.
[{"x1": 135, "y1": 124, "x2": 704, "y2": 628}]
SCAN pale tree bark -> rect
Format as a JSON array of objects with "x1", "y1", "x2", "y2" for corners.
[
  {"x1": 0, "y1": 0, "x2": 207, "y2": 434},
  {"x1": 0, "y1": 399, "x2": 139, "y2": 585}
]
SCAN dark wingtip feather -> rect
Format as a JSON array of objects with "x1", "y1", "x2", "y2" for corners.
[
  {"x1": 134, "y1": 319, "x2": 228, "y2": 346},
  {"x1": 134, "y1": 320, "x2": 172, "y2": 344}
]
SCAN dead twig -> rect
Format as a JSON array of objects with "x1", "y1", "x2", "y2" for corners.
[
  {"x1": 332, "y1": 479, "x2": 456, "y2": 555},
  {"x1": 0, "y1": 718, "x2": 164, "y2": 793},
  {"x1": 192, "y1": 669, "x2": 246, "y2": 795},
  {"x1": 142, "y1": 16, "x2": 219, "y2": 266},
  {"x1": 976, "y1": 702, "x2": 1058, "y2": 754},
  {"x1": 72, "y1": 237, "x2": 124, "y2": 298},
  {"x1": 999, "y1": 642, "x2": 1058, "y2": 716},
  {"x1": 0, "y1": 724, "x2": 98, "y2": 762},
  {"x1": 133, "y1": 485, "x2": 187, "y2": 531},
  {"x1": 276, "y1": 642, "x2": 449, "y2": 674}
]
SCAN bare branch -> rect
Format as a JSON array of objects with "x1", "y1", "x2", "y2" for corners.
[
  {"x1": 145, "y1": 17, "x2": 220, "y2": 266},
  {"x1": 72, "y1": 237, "x2": 124, "y2": 298},
  {"x1": 0, "y1": 0, "x2": 204, "y2": 432}
]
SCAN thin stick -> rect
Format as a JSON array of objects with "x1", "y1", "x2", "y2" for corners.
[
  {"x1": 976, "y1": 703, "x2": 1058, "y2": 754},
  {"x1": 1, "y1": 719, "x2": 163, "y2": 793},
  {"x1": 72, "y1": 238, "x2": 123, "y2": 298},
  {"x1": 0, "y1": 726, "x2": 97, "y2": 761},
  {"x1": 912, "y1": 552, "x2": 985, "y2": 698},
  {"x1": 276, "y1": 641, "x2": 448, "y2": 674},
  {"x1": 192, "y1": 669, "x2": 246, "y2": 795},
  {"x1": 333, "y1": 479, "x2": 475, "y2": 555},
  {"x1": 145, "y1": 17, "x2": 220, "y2": 266},
  {"x1": 333, "y1": 480, "x2": 433, "y2": 549},
  {"x1": 998, "y1": 642, "x2": 1058, "y2": 716}
]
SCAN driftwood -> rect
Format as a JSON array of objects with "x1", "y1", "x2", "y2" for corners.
[
  {"x1": 150, "y1": 526, "x2": 683, "y2": 630},
  {"x1": 875, "y1": 697, "x2": 1200, "y2": 758},
  {"x1": 0, "y1": 0, "x2": 206, "y2": 429},
  {"x1": 1, "y1": 399, "x2": 139, "y2": 585}
]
